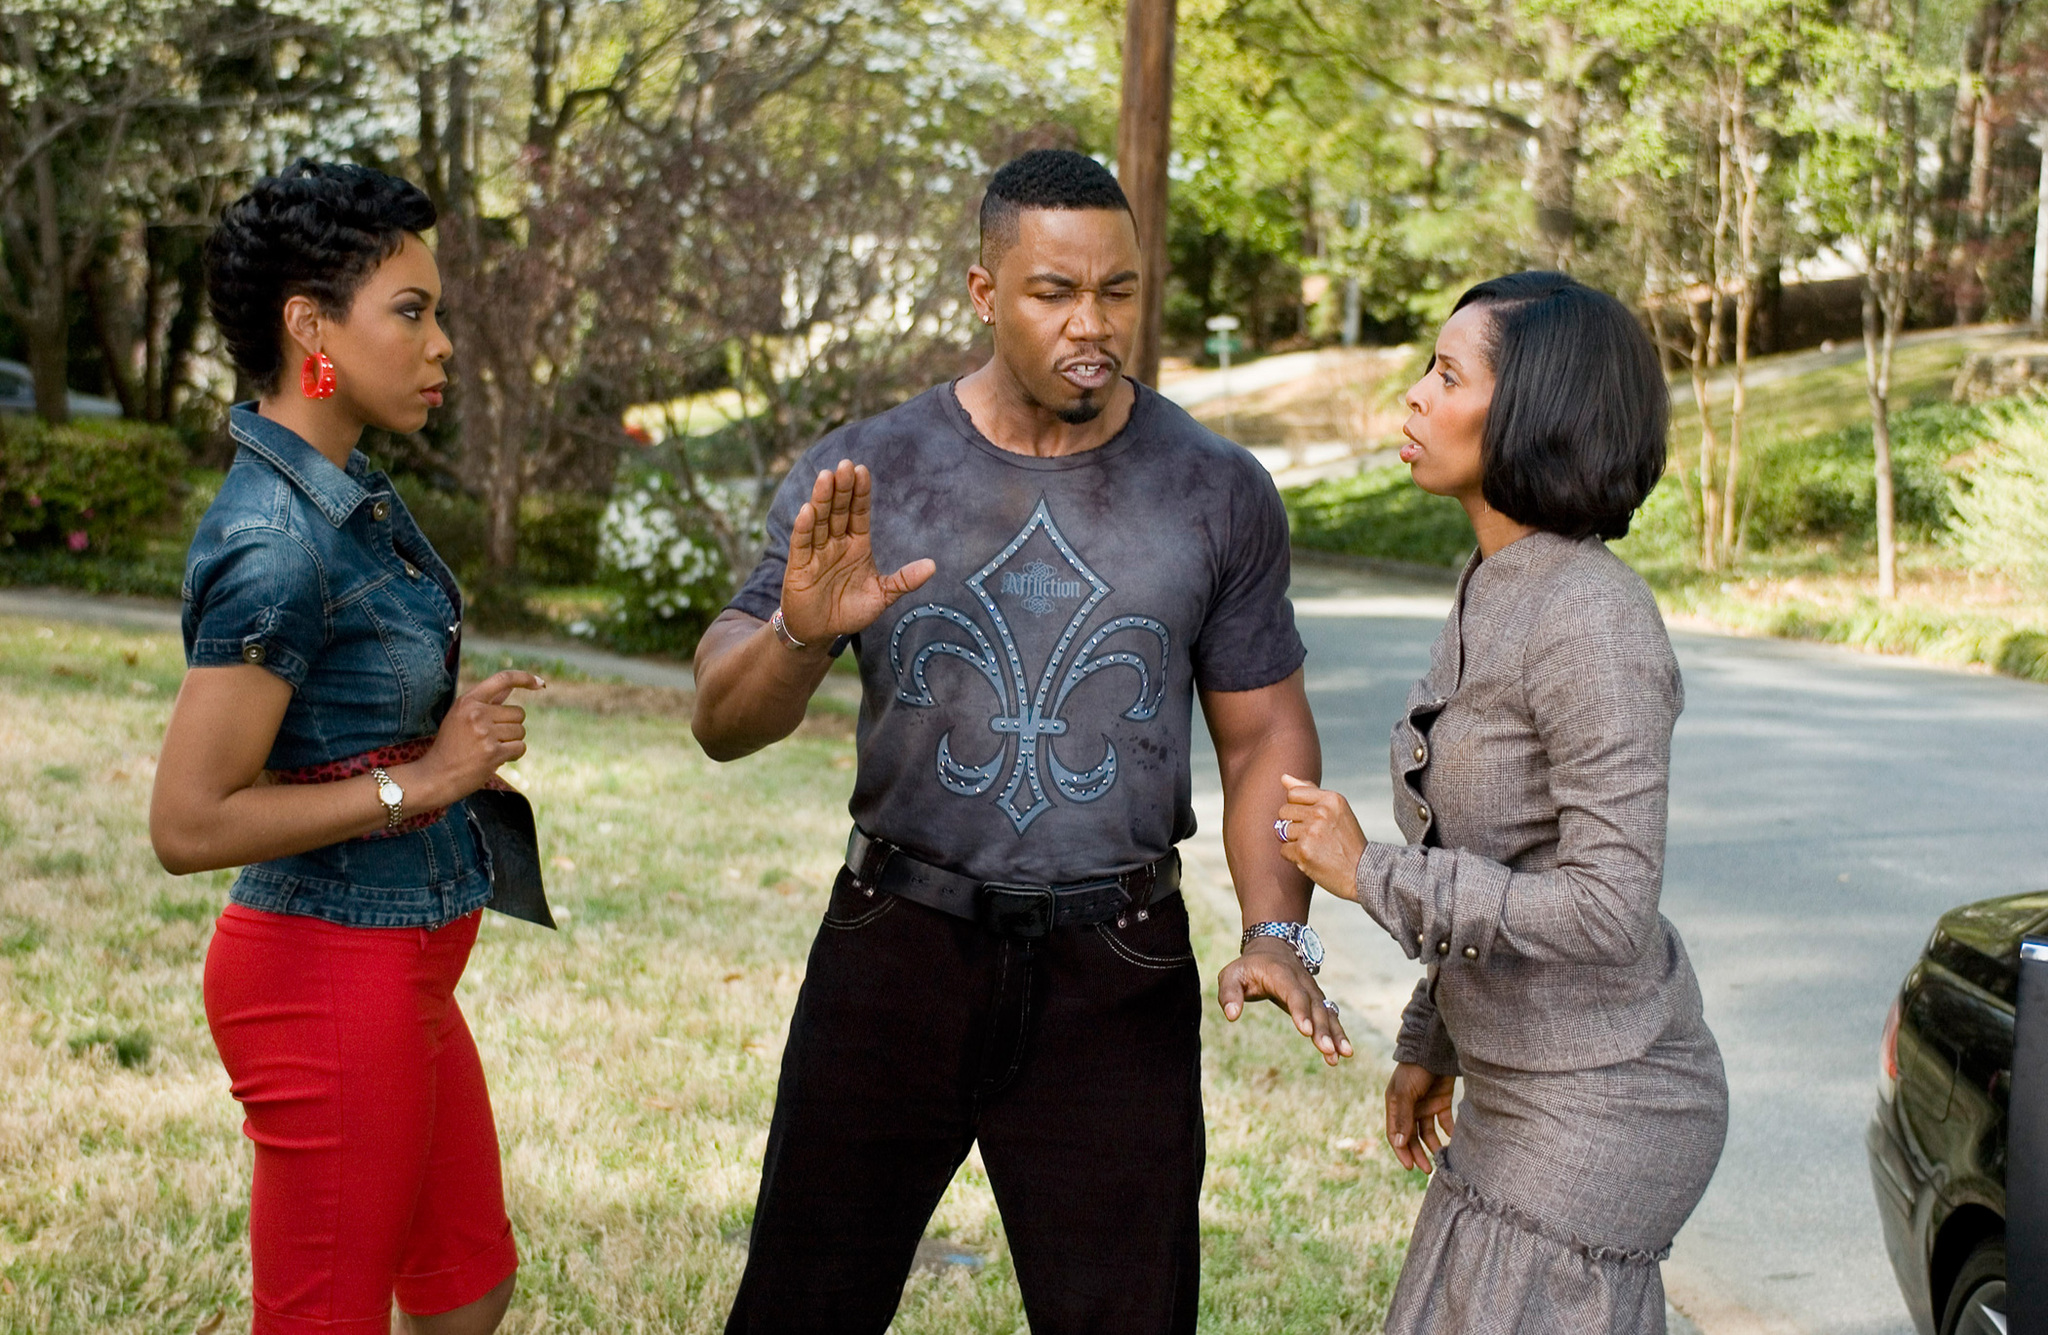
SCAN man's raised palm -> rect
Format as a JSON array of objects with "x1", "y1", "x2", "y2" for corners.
[{"x1": 780, "y1": 458, "x2": 936, "y2": 644}]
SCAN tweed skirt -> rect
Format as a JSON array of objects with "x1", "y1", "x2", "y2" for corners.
[{"x1": 1383, "y1": 1008, "x2": 1727, "y2": 1335}]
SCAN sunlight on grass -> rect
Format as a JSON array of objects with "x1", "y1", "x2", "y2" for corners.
[
  {"x1": 0, "y1": 616, "x2": 1419, "y2": 1332},
  {"x1": 1665, "y1": 336, "x2": 1988, "y2": 456}
]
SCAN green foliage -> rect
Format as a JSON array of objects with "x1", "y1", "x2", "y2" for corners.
[
  {"x1": 1292, "y1": 398, "x2": 1997, "y2": 576},
  {"x1": 1616, "y1": 401, "x2": 1992, "y2": 569},
  {"x1": 1283, "y1": 465, "x2": 1473, "y2": 567},
  {"x1": 67, "y1": 1026, "x2": 154, "y2": 1070},
  {"x1": 388, "y1": 481, "x2": 604, "y2": 588},
  {"x1": 1608, "y1": 469, "x2": 1697, "y2": 579},
  {"x1": 1953, "y1": 398, "x2": 2048, "y2": 590},
  {"x1": 521, "y1": 493, "x2": 606, "y2": 586},
  {"x1": 0, "y1": 417, "x2": 186, "y2": 556},
  {"x1": 1743, "y1": 403, "x2": 1988, "y2": 547},
  {"x1": 1, "y1": 918, "x2": 43, "y2": 957}
]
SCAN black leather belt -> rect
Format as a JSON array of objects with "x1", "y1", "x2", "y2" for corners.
[{"x1": 845, "y1": 828, "x2": 1180, "y2": 939}]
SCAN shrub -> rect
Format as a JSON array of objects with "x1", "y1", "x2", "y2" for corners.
[
  {"x1": 390, "y1": 480, "x2": 604, "y2": 588},
  {"x1": 392, "y1": 478, "x2": 488, "y2": 577},
  {"x1": 0, "y1": 417, "x2": 187, "y2": 556},
  {"x1": 1953, "y1": 397, "x2": 2048, "y2": 589},
  {"x1": 1283, "y1": 464, "x2": 1473, "y2": 567},
  {"x1": 1607, "y1": 469, "x2": 1695, "y2": 578},
  {"x1": 519, "y1": 492, "x2": 605, "y2": 586},
  {"x1": 1742, "y1": 402, "x2": 1990, "y2": 549},
  {"x1": 587, "y1": 470, "x2": 743, "y2": 654}
]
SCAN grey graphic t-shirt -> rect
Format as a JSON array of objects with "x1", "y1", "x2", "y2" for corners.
[{"x1": 730, "y1": 381, "x2": 1306, "y2": 884}]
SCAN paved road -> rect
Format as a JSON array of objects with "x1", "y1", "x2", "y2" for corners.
[
  {"x1": 19, "y1": 568, "x2": 2048, "y2": 1332},
  {"x1": 1189, "y1": 561, "x2": 2048, "y2": 1335}
]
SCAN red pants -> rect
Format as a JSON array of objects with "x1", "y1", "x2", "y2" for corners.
[{"x1": 205, "y1": 905, "x2": 517, "y2": 1333}]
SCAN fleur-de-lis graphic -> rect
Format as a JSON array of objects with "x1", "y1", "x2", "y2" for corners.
[{"x1": 889, "y1": 499, "x2": 1169, "y2": 833}]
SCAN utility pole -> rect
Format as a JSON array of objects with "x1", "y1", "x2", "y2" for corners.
[{"x1": 1117, "y1": 0, "x2": 1175, "y2": 386}]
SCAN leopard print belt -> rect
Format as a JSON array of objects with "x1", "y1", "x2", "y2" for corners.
[{"x1": 271, "y1": 736, "x2": 511, "y2": 840}]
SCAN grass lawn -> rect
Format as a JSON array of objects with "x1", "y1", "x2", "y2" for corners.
[
  {"x1": 0, "y1": 616, "x2": 1420, "y2": 1332},
  {"x1": 1663, "y1": 332, "x2": 2004, "y2": 455}
]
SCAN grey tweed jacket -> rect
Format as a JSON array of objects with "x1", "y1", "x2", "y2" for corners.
[{"x1": 1359, "y1": 529, "x2": 1705, "y2": 1075}]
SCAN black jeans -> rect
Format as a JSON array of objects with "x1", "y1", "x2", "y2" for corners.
[{"x1": 725, "y1": 868, "x2": 1205, "y2": 1335}]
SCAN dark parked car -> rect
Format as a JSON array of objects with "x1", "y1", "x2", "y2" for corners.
[
  {"x1": 1869, "y1": 890, "x2": 2044, "y2": 1334},
  {"x1": 0, "y1": 357, "x2": 121, "y2": 418}
]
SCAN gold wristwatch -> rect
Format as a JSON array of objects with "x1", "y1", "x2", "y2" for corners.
[{"x1": 370, "y1": 766, "x2": 405, "y2": 829}]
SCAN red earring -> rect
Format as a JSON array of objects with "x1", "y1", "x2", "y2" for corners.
[{"x1": 301, "y1": 352, "x2": 336, "y2": 399}]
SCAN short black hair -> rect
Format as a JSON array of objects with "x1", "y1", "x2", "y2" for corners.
[
  {"x1": 978, "y1": 149, "x2": 1131, "y2": 271},
  {"x1": 1451, "y1": 271, "x2": 1668, "y2": 541},
  {"x1": 204, "y1": 159, "x2": 437, "y2": 394}
]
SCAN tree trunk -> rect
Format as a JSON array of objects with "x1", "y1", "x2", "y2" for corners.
[
  {"x1": 1116, "y1": 0, "x2": 1175, "y2": 387},
  {"x1": 486, "y1": 421, "x2": 523, "y2": 573},
  {"x1": 157, "y1": 234, "x2": 208, "y2": 422},
  {"x1": 17, "y1": 29, "x2": 72, "y2": 425},
  {"x1": 1696, "y1": 118, "x2": 1735, "y2": 570},
  {"x1": 1688, "y1": 299, "x2": 1724, "y2": 573},
  {"x1": 1722, "y1": 72, "x2": 1759, "y2": 559},
  {"x1": 1866, "y1": 0, "x2": 1919, "y2": 601},
  {"x1": 142, "y1": 229, "x2": 163, "y2": 421},
  {"x1": 1862, "y1": 279, "x2": 1898, "y2": 599},
  {"x1": 1533, "y1": 14, "x2": 1582, "y2": 271},
  {"x1": 81, "y1": 258, "x2": 142, "y2": 419},
  {"x1": 1964, "y1": 0, "x2": 2014, "y2": 241},
  {"x1": 1942, "y1": 6, "x2": 1992, "y2": 219},
  {"x1": 2031, "y1": 128, "x2": 2048, "y2": 330}
]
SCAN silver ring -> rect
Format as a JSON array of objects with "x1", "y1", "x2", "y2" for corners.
[
  {"x1": 1321, "y1": 998, "x2": 1340, "y2": 1015},
  {"x1": 1274, "y1": 818, "x2": 1293, "y2": 843}
]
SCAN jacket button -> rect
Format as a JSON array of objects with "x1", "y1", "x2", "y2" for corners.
[
  {"x1": 371, "y1": 499, "x2": 391, "y2": 522},
  {"x1": 404, "y1": 561, "x2": 420, "y2": 578},
  {"x1": 1463, "y1": 946, "x2": 1479, "y2": 960},
  {"x1": 1417, "y1": 803, "x2": 1430, "y2": 822},
  {"x1": 1413, "y1": 745, "x2": 1426, "y2": 762},
  {"x1": 241, "y1": 643, "x2": 266, "y2": 664},
  {"x1": 1436, "y1": 940, "x2": 1450, "y2": 956},
  {"x1": 1415, "y1": 932, "x2": 1425, "y2": 947}
]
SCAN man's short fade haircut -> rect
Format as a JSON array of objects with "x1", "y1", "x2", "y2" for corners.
[{"x1": 978, "y1": 149, "x2": 1132, "y2": 271}]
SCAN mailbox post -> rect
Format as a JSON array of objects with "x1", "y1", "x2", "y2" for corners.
[{"x1": 1205, "y1": 313, "x2": 1242, "y2": 437}]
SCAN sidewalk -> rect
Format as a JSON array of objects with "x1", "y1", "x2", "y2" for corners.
[{"x1": 0, "y1": 587, "x2": 863, "y2": 707}]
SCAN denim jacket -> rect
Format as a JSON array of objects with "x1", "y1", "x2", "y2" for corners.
[{"x1": 180, "y1": 404, "x2": 491, "y2": 928}]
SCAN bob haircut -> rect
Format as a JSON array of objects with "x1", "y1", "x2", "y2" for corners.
[
  {"x1": 204, "y1": 159, "x2": 438, "y2": 395},
  {"x1": 1451, "y1": 271, "x2": 1667, "y2": 541}
]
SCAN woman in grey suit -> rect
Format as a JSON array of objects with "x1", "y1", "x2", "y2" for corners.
[{"x1": 1274, "y1": 271, "x2": 1726, "y2": 1333}]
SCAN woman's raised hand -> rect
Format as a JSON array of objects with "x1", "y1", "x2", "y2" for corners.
[
  {"x1": 780, "y1": 459, "x2": 937, "y2": 645},
  {"x1": 1384, "y1": 1061, "x2": 1457, "y2": 1173},
  {"x1": 416, "y1": 670, "x2": 545, "y2": 802},
  {"x1": 1275, "y1": 773, "x2": 1368, "y2": 900}
]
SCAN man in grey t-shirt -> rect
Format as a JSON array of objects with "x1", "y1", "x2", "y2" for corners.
[{"x1": 694, "y1": 149, "x2": 1349, "y2": 1335}]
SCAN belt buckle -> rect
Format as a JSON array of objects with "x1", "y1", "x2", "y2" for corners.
[{"x1": 979, "y1": 883, "x2": 1057, "y2": 938}]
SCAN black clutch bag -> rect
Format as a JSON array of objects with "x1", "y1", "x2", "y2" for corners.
[{"x1": 465, "y1": 786, "x2": 557, "y2": 929}]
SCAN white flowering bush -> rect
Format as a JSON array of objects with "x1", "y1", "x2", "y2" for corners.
[{"x1": 589, "y1": 471, "x2": 741, "y2": 653}]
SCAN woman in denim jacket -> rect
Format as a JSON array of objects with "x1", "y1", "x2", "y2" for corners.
[{"x1": 150, "y1": 160, "x2": 541, "y2": 1335}]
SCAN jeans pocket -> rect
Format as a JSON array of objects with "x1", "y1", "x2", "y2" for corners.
[
  {"x1": 1093, "y1": 896, "x2": 1196, "y2": 971},
  {"x1": 820, "y1": 868, "x2": 900, "y2": 931}
]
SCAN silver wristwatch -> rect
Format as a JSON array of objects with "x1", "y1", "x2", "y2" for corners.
[
  {"x1": 370, "y1": 766, "x2": 405, "y2": 829},
  {"x1": 1242, "y1": 921, "x2": 1324, "y2": 975}
]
